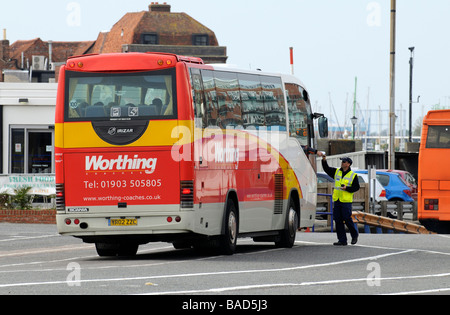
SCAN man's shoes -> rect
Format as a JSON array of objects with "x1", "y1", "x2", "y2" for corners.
[
  {"x1": 351, "y1": 237, "x2": 358, "y2": 245},
  {"x1": 333, "y1": 242, "x2": 347, "y2": 246}
]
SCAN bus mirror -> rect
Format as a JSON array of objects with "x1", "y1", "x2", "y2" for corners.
[{"x1": 318, "y1": 117, "x2": 329, "y2": 138}]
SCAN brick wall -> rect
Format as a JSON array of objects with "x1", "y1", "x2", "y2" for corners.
[{"x1": 0, "y1": 209, "x2": 56, "y2": 224}]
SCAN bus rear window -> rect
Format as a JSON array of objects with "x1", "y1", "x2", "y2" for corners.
[
  {"x1": 426, "y1": 126, "x2": 450, "y2": 149},
  {"x1": 65, "y1": 69, "x2": 176, "y2": 121}
]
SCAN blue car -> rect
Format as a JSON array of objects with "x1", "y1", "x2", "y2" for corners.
[{"x1": 354, "y1": 170, "x2": 414, "y2": 202}]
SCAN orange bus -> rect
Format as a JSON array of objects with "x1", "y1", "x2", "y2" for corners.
[
  {"x1": 418, "y1": 109, "x2": 450, "y2": 233},
  {"x1": 55, "y1": 52, "x2": 328, "y2": 256}
]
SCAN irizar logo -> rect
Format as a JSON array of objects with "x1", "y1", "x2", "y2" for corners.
[
  {"x1": 86, "y1": 155, "x2": 157, "y2": 174},
  {"x1": 107, "y1": 127, "x2": 135, "y2": 136}
]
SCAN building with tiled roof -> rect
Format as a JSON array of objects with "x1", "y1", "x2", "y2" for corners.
[
  {"x1": 91, "y1": 2, "x2": 227, "y2": 63},
  {"x1": 0, "y1": 3, "x2": 227, "y2": 82}
]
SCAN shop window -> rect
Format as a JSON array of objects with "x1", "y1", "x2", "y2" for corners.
[{"x1": 10, "y1": 127, "x2": 54, "y2": 174}]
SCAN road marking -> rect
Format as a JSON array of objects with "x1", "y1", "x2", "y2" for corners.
[
  {"x1": 0, "y1": 249, "x2": 412, "y2": 289},
  {"x1": 141, "y1": 272, "x2": 450, "y2": 295},
  {"x1": 386, "y1": 287, "x2": 450, "y2": 295},
  {"x1": 0, "y1": 244, "x2": 94, "y2": 258},
  {"x1": 0, "y1": 234, "x2": 57, "y2": 243}
]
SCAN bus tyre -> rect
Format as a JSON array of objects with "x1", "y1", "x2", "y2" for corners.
[
  {"x1": 219, "y1": 199, "x2": 238, "y2": 255},
  {"x1": 95, "y1": 242, "x2": 139, "y2": 257},
  {"x1": 276, "y1": 199, "x2": 298, "y2": 248}
]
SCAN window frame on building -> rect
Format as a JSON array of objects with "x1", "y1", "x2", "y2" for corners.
[
  {"x1": 192, "y1": 34, "x2": 209, "y2": 46},
  {"x1": 141, "y1": 33, "x2": 159, "y2": 45}
]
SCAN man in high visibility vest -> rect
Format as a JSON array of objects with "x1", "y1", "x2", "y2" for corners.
[{"x1": 322, "y1": 156, "x2": 360, "y2": 246}]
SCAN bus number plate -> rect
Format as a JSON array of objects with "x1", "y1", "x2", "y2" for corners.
[{"x1": 109, "y1": 219, "x2": 138, "y2": 227}]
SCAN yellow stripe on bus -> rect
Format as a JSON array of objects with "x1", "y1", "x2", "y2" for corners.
[{"x1": 56, "y1": 120, "x2": 193, "y2": 149}]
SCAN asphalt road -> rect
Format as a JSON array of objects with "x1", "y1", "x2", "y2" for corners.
[{"x1": 0, "y1": 223, "x2": 449, "y2": 297}]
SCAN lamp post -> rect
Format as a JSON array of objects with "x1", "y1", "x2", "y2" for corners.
[
  {"x1": 388, "y1": 0, "x2": 396, "y2": 170},
  {"x1": 351, "y1": 116, "x2": 358, "y2": 140},
  {"x1": 408, "y1": 47, "x2": 415, "y2": 143}
]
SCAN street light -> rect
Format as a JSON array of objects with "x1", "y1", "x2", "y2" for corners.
[
  {"x1": 351, "y1": 116, "x2": 358, "y2": 140},
  {"x1": 409, "y1": 47, "x2": 415, "y2": 143}
]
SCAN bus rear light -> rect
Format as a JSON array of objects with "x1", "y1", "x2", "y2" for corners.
[
  {"x1": 424, "y1": 199, "x2": 439, "y2": 210},
  {"x1": 167, "y1": 216, "x2": 181, "y2": 223},
  {"x1": 74, "y1": 219, "x2": 80, "y2": 225},
  {"x1": 380, "y1": 190, "x2": 386, "y2": 198},
  {"x1": 77, "y1": 62, "x2": 84, "y2": 68},
  {"x1": 157, "y1": 59, "x2": 173, "y2": 66},
  {"x1": 182, "y1": 188, "x2": 192, "y2": 195},
  {"x1": 65, "y1": 218, "x2": 72, "y2": 225},
  {"x1": 56, "y1": 183, "x2": 65, "y2": 212},
  {"x1": 180, "y1": 181, "x2": 194, "y2": 209}
]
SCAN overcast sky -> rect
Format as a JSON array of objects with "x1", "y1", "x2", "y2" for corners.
[{"x1": 2, "y1": 0, "x2": 449, "y2": 133}]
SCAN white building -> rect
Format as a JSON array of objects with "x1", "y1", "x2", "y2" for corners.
[{"x1": 0, "y1": 82, "x2": 57, "y2": 175}]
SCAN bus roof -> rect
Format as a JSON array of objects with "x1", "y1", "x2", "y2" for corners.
[
  {"x1": 202, "y1": 63, "x2": 308, "y2": 92},
  {"x1": 424, "y1": 109, "x2": 450, "y2": 125},
  {"x1": 65, "y1": 52, "x2": 309, "y2": 92}
]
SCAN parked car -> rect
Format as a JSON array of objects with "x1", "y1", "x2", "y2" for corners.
[
  {"x1": 317, "y1": 172, "x2": 334, "y2": 184},
  {"x1": 318, "y1": 172, "x2": 387, "y2": 202},
  {"x1": 379, "y1": 169, "x2": 418, "y2": 201},
  {"x1": 356, "y1": 173, "x2": 388, "y2": 202},
  {"x1": 354, "y1": 170, "x2": 414, "y2": 202}
]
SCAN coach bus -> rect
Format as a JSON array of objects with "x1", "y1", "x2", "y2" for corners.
[
  {"x1": 55, "y1": 52, "x2": 328, "y2": 256},
  {"x1": 418, "y1": 109, "x2": 450, "y2": 233}
]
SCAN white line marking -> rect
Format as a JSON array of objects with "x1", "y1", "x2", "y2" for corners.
[
  {"x1": 0, "y1": 250, "x2": 411, "y2": 289},
  {"x1": 0, "y1": 234, "x2": 57, "y2": 243},
  {"x1": 385, "y1": 287, "x2": 450, "y2": 295},
  {"x1": 141, "y1": 272, "x2": 450, "y2": 295},
  {"x1": 0, "y1": 244, "x2": 94, "y2": 259}
]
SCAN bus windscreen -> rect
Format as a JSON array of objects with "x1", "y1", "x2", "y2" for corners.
[
  {"x1": 65, "y1": 69, "x2": 176, "y2": 121},
  {"x1": 426, "y1": 126, "x2": 450, "y2": 149}
]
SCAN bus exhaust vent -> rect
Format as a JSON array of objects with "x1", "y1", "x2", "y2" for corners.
[
  {"x1": 274, "y1": 174, "x2": 284, "y2": 215},
  {"x1": 180, "y1": 181, "x2": 194, "y2": 209}
]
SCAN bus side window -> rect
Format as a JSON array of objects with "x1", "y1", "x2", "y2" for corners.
[
  {"x1": 260, "y1": 76, "x2": 286, "y2": 131},
  {"x1": 286, "y1": 83, "x2": 309, "y2": 146},
  {"x1": 201, "y1": 70, "x2": 219, "y2": 128},
  {"x1": 190, "y1": 68, "x2": 207, "y2": 128},
  {"x1": 238, "y1": 73, "x2": 265, "y2": 130},
  {"x1": 214, "y1": 71, "x2": 243, "y2": 129}
]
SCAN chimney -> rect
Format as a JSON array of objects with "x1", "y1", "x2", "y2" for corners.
[
  {"x1": 1, "y1": 29, "x2": 10, "y2": 61},
  {"x1": 149, "y1": 2, "x2": 171, "y2": 12}
]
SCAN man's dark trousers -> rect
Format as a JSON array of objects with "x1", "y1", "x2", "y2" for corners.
[{"x1": 333, "y1": 201, "x2": 358, "y2": 244}]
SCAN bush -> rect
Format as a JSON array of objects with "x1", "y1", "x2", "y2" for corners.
[
  {"x1": 13, "y1": 186, "x2": 34, "y2": 210},
  {"x1": 0, "y1": 193, "x2": 12, "y2": 210}
]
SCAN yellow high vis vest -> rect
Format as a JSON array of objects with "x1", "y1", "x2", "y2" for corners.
[{"x1": 333, "y1": 169, "x2": 357, "y2": 203}]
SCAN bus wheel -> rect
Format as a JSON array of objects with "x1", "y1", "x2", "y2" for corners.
[
  {"x1": 95, "y1": 243, "x2": 118, "y2": 257},
  {"x1": 117, "y1": 243, "x2": 139, "y2": 257},
  {"x1": 219, "y1": 199, "x2": 238, "y2": 255},
  {"x1": 95, "y1": 242, "x2": 139, "y2": 257},
  {"x1": 276, "y1": 199, "x2": 298, "y2": 248}
]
